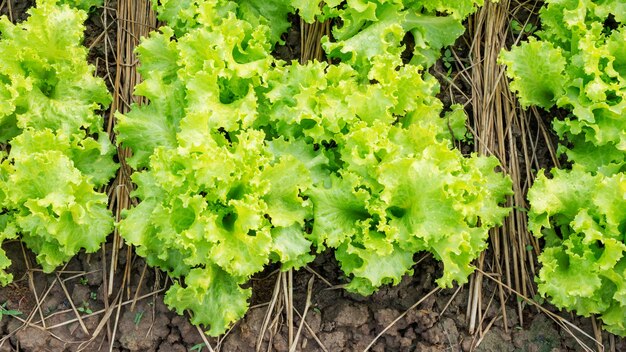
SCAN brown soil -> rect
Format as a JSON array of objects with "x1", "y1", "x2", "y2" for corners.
[
  {"x1": 1, "y1": 242, "x2": 620, "y2": 351},
  {"x1": 1, "y1": 1, "x2": 625, "y2": 352}
]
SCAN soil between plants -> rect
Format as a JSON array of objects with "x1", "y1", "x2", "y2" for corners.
[
  {"x1": 1, "y1": 241, "x2": 616, "y2": 352},
  {"x1": 0, "y1": 2, "x2": 624, "y2": 352}
]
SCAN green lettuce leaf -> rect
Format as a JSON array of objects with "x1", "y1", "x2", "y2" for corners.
[
  {"x1": 270, "y1": 225, "x2": 315, "y2": 271},
  {"x1": 0, "y1": 0, "x2": 111, "y2": 136},
  {"x1": 58, "y1": 0, "x2": 103, "y2": 10},
  {"x1": 153, "y1": 0, "x2": 321, "y2": 44},
  {"x1": 0, "y1": 0, "x2": 115, "y2": 279},
  {"x1": 0, "y1": 161, "x2": 18, "y2": 285},
  {"x1": 164, "y1": 265, "x2": 251, "y2": 336},
  {"x1": 337, "y1": 242, "x2": 414, "y2": 295},
  {"x1": 499, "y1": 38, "x2": 567, "y2": 109},
  {"x1": 322, "y1": 0, "x2": 481, "y2": 70},
  {"x1": 502, "y1": 0, "x2": 626, "y2": 171},
  {"x1": 4, "y1": 131, "x2": 113, "y2": 272},
  {"x1": 529, "y1": 167, "x2": 626, "y2": 335}
]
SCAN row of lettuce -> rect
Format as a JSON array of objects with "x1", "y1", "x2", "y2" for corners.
[
  {"x1": 501, "y1": 0, "x2": 626, "y2": 336},
  {"x1": 0, "y1": 0, "x2": 512, "y2": 335},
  {"x1": 0, "y1": 0, "x2": 622, "y2": 338},
  {"x1": 117, "y1": 0, "x2": 515, "y2": 335}
]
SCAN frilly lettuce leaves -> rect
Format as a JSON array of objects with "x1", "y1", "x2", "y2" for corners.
[
  {"x1": 503, "y1": 0, "x2": 626, "y2": 335},
  {"x1": 164, "y1": 265, "x2": 251, "y2": 336},
  {"x1": 321, "y1": 0, "x2": 482, "y2": 72},
  {"x1": 0, "y1": 0, "x2": 115, "y2": 283},
  {"x1": 308, "y1": 128, "x2": 511, "y2": 294},
  {"x1": 500, "y1": 0, "x2": 626, "y2": 173},
  {"x1": 58, "y1": 0, "x2": 103, "y2": 10},
  {"x1": 116, "y1": 7, "x2": 317, "y2": 332},
  {"x1": 152, "y1": 0, "x2": 321, "y2": 42},
  {"x1": 529, "y1": 168, "x2": 626, "y2": 336},
  {"x1": 0, "y1": 0, "x2": 111, "y2": 140},
  {"x1": 117, "y1": 0, "x2": 509, "y2": 336}
]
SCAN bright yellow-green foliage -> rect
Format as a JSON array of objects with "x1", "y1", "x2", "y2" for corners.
[
  {"x1": 0, "y1": 0, "x2": 115, "y2": 285},
  {"x1": 116, "y1": 0, "x2": 511, "y2": 336},
  {"x1": 502, "y1": 0, "x2": 626, "y2": 336},
  {"x1": 501, "y1": 0, "x2": 626, "y2": 173},
  {"x1": 58, "y1": 0, "x2": 103, "y2": 10},
  {"x1": 529, "y1": 168, "x2": 626, "y2": 336}
]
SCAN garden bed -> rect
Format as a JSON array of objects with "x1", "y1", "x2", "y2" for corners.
[{"x1": 0, "y1": 1, "x2": 623, "y2": 351}]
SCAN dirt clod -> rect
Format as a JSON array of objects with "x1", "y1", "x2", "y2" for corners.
[{"x1": 118, "y1": 302, "x2": 170, "y2": 351}]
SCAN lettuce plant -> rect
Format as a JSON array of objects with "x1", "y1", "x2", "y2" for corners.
[
  {"x1": 0, "y1": 0, "x2": 116, "y2": 285},
  {"x1": 501, "y1": 0, "x2": 626, "y2": 174},
  {"x1": 528, "y1": 167, "x2": 626, "y2": 335},
  {"x1": 501, "y1": 0, "x2": 626, "y2": 335},
  {"x1": 117, "y1": 2, "x2": 315, "y2": 335},
  {"x1": 321, "y1": 0, "x2": 484, "y2": 73},
  {"x1": 117, "y1": 0, "x2": 511, "y2": 335}
]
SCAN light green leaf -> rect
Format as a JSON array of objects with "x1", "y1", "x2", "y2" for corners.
[
  {"x1": 337, "y1": 242, "x2": 414, "y2": 295},
  {"x1": 307, "y1": 173, "x2": 371, "y2": 249},
  {"x1": 271, "y1": 225, "x2": 315, "y2": 270},
  {"x1": 164, "y1": 266, "x2": 250, "y2": 336},
  {"x1": 500, "y1": 38, "x2": 567, "y2": 109}
]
